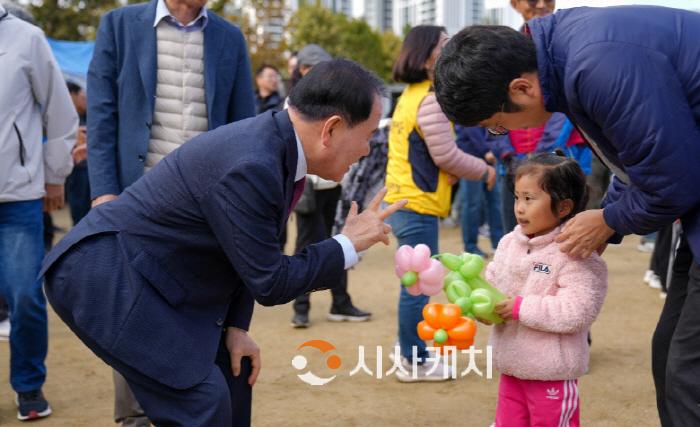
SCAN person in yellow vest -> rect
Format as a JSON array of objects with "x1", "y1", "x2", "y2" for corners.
[{"x1": 384, "y1": 25, "x2": 496, "y2": 382}]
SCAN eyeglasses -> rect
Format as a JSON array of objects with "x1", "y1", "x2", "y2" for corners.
[
  {"x1": 487, "y1": 125, "x2": 509, "y2": 136},
  {"x1": 486, "y1": 104, "x2": 509, "y2": 136},
  {"x1": 523, "y1": 0, "x2": 555, "y2": 6}
]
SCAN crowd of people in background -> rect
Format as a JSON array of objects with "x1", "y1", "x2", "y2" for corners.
[{"x1": 2, "y1": 0, "x2": 697, "y2": 425}]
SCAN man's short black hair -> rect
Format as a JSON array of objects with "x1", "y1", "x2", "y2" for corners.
[
  {"x1": 66, "y1": 81, "x2": 83, "y2": 94},
  {"x1": 288, "y1": 59, "x2": 385, "y2": 127},
  {"x1": 434, "y1": 25, "x2": 538, "y2": 126}
]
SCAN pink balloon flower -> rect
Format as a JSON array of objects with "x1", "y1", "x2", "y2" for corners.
[{"x1": 394, "y1": 244, "x2": 446, "y2": 296}]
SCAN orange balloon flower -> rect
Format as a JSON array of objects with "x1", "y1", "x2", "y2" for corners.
[{"x1": 417, "y1": 303, "x2": 477, "y2": 353}]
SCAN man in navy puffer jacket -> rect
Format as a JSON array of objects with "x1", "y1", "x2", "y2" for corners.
[{"x1": 434, "y1": 6, "x2": 700, "y2": 426}]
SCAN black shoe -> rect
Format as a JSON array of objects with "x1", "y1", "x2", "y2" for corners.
[
  {"x1": 327, "y1": 305, "x2": 371, "y2": 322},
  {"x1": 291, "y1": 313, "x2": 309, "y2": 328},
  {"x1": 16, "y1": 389, "x2": 52, "y2": 421}
]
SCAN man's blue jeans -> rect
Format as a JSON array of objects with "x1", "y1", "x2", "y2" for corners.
[
  {"x1": 0, "y1": 200, "x2": 48, "y2": 392},
  {"x1": 385, "y1": 208, "x2": 438, "y2": 363},
  {"x1": 459, "y1": 177, "x2": 504, "y2": 254}
]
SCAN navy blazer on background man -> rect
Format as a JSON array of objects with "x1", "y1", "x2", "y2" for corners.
[
  {"x1": 87, "y1": 0, "x2": 256, "y2": 200},
  {"x1": 41, "y1": 111, "x2": 344, "y2": 390}
]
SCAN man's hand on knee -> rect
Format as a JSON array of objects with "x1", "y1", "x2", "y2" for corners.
[{"x1": 225, "y1": 327, "x2": 261, "y2": 386}]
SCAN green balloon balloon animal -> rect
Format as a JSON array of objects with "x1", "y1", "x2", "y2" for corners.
[{"x1": 435, "y1": 252, "x2": 506, "y2": 324}]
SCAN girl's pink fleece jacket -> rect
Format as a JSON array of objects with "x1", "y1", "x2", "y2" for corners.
[{"x1": 485, "y1": 225, "x2": 608, "y2": 381}]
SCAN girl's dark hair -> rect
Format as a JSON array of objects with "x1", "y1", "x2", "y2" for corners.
[
  {"x1": 392, "y1": 25, "x2": 446, "y2": 83},
  {"x1": 515, "y1": 153, "x2": 589, "y2": 222}
]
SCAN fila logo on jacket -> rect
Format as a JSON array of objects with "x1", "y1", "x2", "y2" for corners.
[{"x1": 533, "y1": 262, "x2": 552, "y2": 274}]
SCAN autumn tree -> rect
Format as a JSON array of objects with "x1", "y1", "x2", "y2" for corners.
[
  {"x1": 211, "y1": 0, "x2": 288, "y2": 74},
  {"x1": 30, "y1": 0, "x2": 120, "y2": 40},
  {"x1": 286, "y1": 4, "x2": 403, "y2": 81}
]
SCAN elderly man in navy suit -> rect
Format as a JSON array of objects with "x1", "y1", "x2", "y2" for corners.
[
  {"x1": 42, "y1": 60, "x2": 405, "y2": 427},
  {"x1": 87, "y1": 0, "x2": 255, "y2": 422}
]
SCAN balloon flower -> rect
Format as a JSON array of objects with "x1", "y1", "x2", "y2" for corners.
[
  {"x1": 435, "y1": 252, "x2": 506, "y2": 324},
  {"x1": 394, "y1": 244, "x2": 446, "y2": 296},
  {"x1": 417, "y1": 303, "x2": 477, "y2": 353}
]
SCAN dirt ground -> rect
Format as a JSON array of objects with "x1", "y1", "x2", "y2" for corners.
[{"x1": 0, "y1": 209, "x2": 664, "y2": 426}]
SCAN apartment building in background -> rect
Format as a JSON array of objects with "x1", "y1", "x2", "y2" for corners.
[{"x1": 391, "y1": 0, "x2": 484, "y2": 35}]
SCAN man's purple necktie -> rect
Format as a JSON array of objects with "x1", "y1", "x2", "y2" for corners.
[{"x1": 288, "y1": 177, "x2": 306, "y2": 214}]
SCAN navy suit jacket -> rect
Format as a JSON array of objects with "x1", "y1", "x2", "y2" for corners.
[
  {"x1": 41, "y1": 111, "x2": 345, "y2": 389},
  {"x1": 87, "y1": 0, "x2": 256, "y2": 199}
]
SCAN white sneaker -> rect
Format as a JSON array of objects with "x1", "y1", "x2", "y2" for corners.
[
  {"x1": 643, "y1": 270, "x2": 655, "y2": 284},
  {"x1": 648, "y1": 275, "x2": 663, "y2": 290},
  {"x1": 637, "y1": 242, "x2": 655, "y2": 253},
  {"x1": 478, "y1": 224, "x2": 490, "y2": 237},
  {"x1": 441, "y1": 217, "x2": 458, "y2": 228},
  {"x1": 0, "y1": 319, "x2": 10, "y2": 342},
  {"x1": 395, "y1": 357, "x2": 452, "y2": 383}
]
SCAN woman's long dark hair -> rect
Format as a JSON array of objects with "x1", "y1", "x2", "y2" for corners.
[{"x1": 392, "y1": 25, "x2": 446, "y2": 84}]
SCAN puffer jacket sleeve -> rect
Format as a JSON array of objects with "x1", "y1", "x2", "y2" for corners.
[
  {"x1": 566, "y1": 42, "x2": 700, "y2": 235},
  {"x1": 518, "y1": 254, "x2": 607, "y2": 334},
  {"x1": 416, "y1": 94, "x2": 488, "y2": 181},
  {"x1": 601, "y1": 176, "x2": 627, "y2": 244}
]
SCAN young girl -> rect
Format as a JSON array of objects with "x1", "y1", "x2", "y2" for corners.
[{"x1": 484, "y1": 153, "x2": 608, "y2": 426}]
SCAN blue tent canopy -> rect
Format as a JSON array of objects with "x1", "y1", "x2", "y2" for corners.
[{"x1": 47, "y1": 38, "x2": 94, "y2": 86}]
